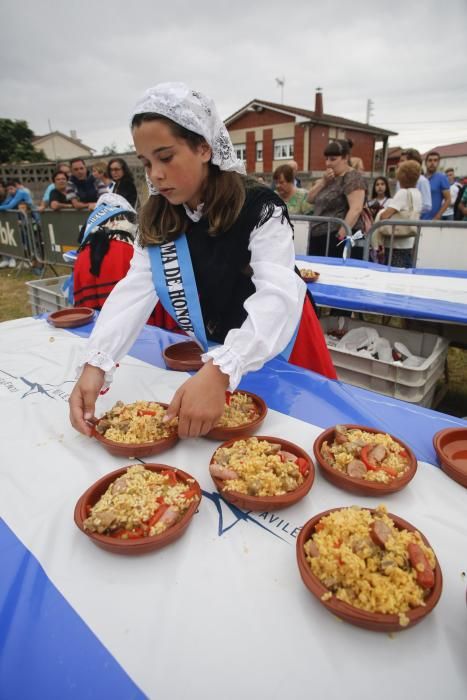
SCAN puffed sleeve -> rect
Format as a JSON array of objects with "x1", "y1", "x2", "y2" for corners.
[
  {"x1": 78, "y1": 241, "x2": 158, "y2": 383},
  {"x1": 202, "y1": 206, "x2": 306, "y2": 389}
]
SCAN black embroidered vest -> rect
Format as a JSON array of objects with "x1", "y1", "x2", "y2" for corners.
[{"x1": 185, "y1": 183, "x2": 291, "y2": 343}]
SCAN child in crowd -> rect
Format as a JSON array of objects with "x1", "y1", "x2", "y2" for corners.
[
  {"x1": 368, "y1": 177, "x2": 391, "y2": 218},
  {"x1": 69, "y1": 82, "x2": 336, "y2": 439}
]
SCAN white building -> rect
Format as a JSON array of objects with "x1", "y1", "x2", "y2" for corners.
[{"x1": 32, "y1": 131, "x2": 94, "y2": 161}]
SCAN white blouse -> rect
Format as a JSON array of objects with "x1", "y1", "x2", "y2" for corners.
[{"x1": 80, "y1": 205, "x2": 306, "y2": 391}]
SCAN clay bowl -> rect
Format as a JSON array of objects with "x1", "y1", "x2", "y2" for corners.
[
  {"x1": 204, "y1": 391, "x2": 268, "y2": 441},
  {"x1": 297, "y1": 507, "x2": 443, "y2": 632},
  {"x1": 300, "y1": 269, "x2": 320, "y2": 283},
  {"x1": 163, "y1": 340, "x2": 204, "y2": 371},
  {"x1": 209, "y1": 435, "x2": 314, "y2": 511},
  {"x1": 48, "y1": 307, "x2": 95, "y2": 328},
  {"x1": 92, "y1": 402, "x2": 178, "y2": 458},
  {"x1": 74, "y1": 463, "x2": 201, "y2": 554},
  {"x1": 313, "y1": 424, "x2": 417, "y2": 496},
  {"x1": 433, "y1": 427, "x2": 467, "y2": 488}
]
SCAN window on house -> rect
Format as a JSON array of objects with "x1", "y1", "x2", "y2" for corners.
[
  {"x1": 256, "y1": 141, "x2": 263, "y2": 162},
  {"x1": 234, "y1": 143, "x2": 246, "y2": 161},
  {"x1": 273, "y1": 138, "x2": 294, "y2": 160}
]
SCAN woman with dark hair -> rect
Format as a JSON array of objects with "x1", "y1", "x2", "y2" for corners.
[
  {"x1": 69, "y1": 82, "x2": 335, "y2": 439},
  {"x1": 107, "y1": 158, "x2": 138, "y2": 208},
  {"x1": 306, "y1": 140, "x2": 366, "y2": 258},
  {"x1": 368, "y1": 176, "x2": 391, "y2": 217}
]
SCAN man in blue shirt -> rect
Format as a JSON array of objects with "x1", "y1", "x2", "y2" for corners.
[
  {"x1": 421, "y1": 151, "x2": 450, "y2": 220},
  {"x1": 0, "y1": 180, "x2": 34, "y2": 211}
]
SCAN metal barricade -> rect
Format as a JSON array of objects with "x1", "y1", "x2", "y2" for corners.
[
  {"x1": 39, "y1": 210, "x2": 88, "y2": 266},
  {"x1": 363, "y1": 219, "x2": 467, "y2": 269},
  {"x1": 0, "y1": 210, "x2": 32, "y2": 262},
  {"x1": 290, "y1": 215, "x2": 353, "y2": 257}
]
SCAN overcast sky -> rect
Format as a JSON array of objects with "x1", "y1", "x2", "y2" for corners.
[{"x1": 2, "y1": 0, "x2": 466, "y2": 156}]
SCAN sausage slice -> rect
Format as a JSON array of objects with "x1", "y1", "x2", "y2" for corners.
[{"x1": 370, "y1": 519, "x2": 392, "y2": 548}]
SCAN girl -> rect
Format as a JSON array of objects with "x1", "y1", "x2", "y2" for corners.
[
  {"x1": 69, "y1": 82, "x2": 336, "y2": 439},
  {"x1": 368, "y1": 177, "x2": 391, "y2": 217}
]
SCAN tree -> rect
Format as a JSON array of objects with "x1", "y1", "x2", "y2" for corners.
[
  {"x1": 102, "y1": 142, "x2": 118, "y2": 156},
  {"x1": 0, "y1": 119, "x2": 46, "y2": 163}
]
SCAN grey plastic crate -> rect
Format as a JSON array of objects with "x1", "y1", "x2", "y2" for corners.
[
  {"x1": 320, "y1": 317, "x2": 449, "y2": 405},
  {"x1": 26, "y1": 275, "x2": 71, "y2": 315}
]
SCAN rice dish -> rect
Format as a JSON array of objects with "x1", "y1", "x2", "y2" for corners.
[
  {"x1": 210, "y1": 437, "x2": 309, "y2": 497},
  {"x1": 84, "y1": 465, "x2": 199, "y2": 538},
  {"x1": 304, "y1": 505, "x2": 436, "y2": 626},
  {"x1": 321, "y1": 425, "x2": 410, "y2": 483},
  {"x1": 215, "y1": 392, "x2": 260, "y2": 428},
  {"x1": 96, "y1": 400, "x2": 177, "y2": 444}
]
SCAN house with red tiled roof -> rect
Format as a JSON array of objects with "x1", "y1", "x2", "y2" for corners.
[
  {"x1": 225, "y1": 89, "x2": 397, "y2": 178},
  {"x1": 32, "y1": 131, "x2": 95, "y2": 161},
  {"x1": 423, "y1": 142, "x2": 467, "y2": 176}
]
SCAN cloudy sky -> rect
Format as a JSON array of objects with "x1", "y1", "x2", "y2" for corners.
[{"x1": 2, "y1": 0, "x2": 466, "y2": 156}]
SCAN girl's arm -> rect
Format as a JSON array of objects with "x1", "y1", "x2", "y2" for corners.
[{"x1": 69, "y1": 243, "x2": 158, "y2": 434}]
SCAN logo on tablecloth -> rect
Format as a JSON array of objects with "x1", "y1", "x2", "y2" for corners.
[
  {"x1": 0, "y1": 369, "x2": 74, "y2": 401},
  {"x1": 201, "y1": 489, "x2": 301, "y2": 544}
]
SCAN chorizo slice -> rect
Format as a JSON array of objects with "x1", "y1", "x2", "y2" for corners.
[
  {"x1": 408, "y1": 543, "x2": 435, "y2": 589},
  {"x1": 370, "y1": 519, "x2": 392, "y2": 548}
]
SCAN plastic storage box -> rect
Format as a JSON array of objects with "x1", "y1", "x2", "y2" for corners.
[
  {"x1": 320, "y1": 317, "x2": 449, "y2": 406},
  {"x1": 26, "y1": 275, "x2": 72, "y2": 315}
]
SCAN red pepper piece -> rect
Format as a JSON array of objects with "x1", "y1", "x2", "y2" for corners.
[
  {"x1": 161, "y1": 469, "x2": 177, "y2": 486},
  {"x1": 147, "y1": 504, "x2": 169, "y2": 529},
  {"x1": 295, "y1": 457, "x2": 309, "y2": 476},
  {"x1": 225, "y1": 391, "x2": 232, "y2": 406}
]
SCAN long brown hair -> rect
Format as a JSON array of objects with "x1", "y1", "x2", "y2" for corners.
[{"x1": 131, "y1": 114, "x2": 245, "y2": 246}]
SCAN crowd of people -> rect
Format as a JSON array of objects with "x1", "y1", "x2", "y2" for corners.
[
  {"x1": 1, "y1": 143, "x2": 466, "y2": 275},
  {"x1": 0, "y1": 157, "x2": 138, "y2": 269},
  {"x1": 270, "y1": 141, "x2": 467, "y2": 268}
]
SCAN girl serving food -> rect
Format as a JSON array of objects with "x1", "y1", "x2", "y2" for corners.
[{"x1": 69, "y1": 82, "x2": 335, "y2": 439}]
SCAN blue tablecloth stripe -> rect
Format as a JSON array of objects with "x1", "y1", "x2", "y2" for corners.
[{"x1": 0, "y1": 519, "x2": 146, "y2": 700}]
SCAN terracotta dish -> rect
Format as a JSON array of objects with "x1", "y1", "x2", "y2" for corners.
[
  {"x1": 92, "y1": 402, "x2": 178, "y2": 458},
  {"x1": 297, "y1": 507, "x2": 442, "y2": 632},
  {"x1": 163, "y1": 341, "x2": 204, "y2": 371},
  {"x1": 205, "y1": 391, "x2": 267, "y2": 441},
  {"x1": 313, "y1": 424, "x2": 417, "y2": 496},
  {"x1": 74, "y1": 463, "x2": 201, "y2": 554},
  {"x1": 47, "y1": 307, "x2": 95, "y2": 328},
  {"x1": 299, "y1": 269, "x2": 320, "y2": 283},
  {"x1": 433, "y1": 427, "x2": 467, "y2": 488},
  {"x1": 209, "y1": 435, "x2": 314, "y2": 511}
]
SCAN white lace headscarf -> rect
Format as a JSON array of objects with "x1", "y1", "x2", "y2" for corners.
[{"x1": 131, "y1": 82, "x2": 246, "y2": 196}]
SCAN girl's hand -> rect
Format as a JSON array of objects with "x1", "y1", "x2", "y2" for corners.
[
  {"x1": 323, "y1": 168, "x2": 335, "y2": 184},
  {"x1": 165, "y1": 361, "x2": 229, "y2": 438},
  {"x1": 69, "y1": 365, "x2": 105, "y2": 436}
]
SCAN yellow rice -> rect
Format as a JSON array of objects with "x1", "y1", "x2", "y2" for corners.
[
  {"x1": 84, "y1": 465, "x2": 198, "y2": 536},
  {"x1": 98, "y1": 400, "x2": 177, "y2": 444},
  {"x1": 304, "y1": 505, "x2": 436, "y2": 626},
  {"x1": 215, "y1": 392, "x2": 260, "y2": 428},
  {"x1": 213, "y1": 437, "x2": 304, "y2": 496},
  {"x1": 323, "y1": 429, "x2": 410, "y2": 483}
]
